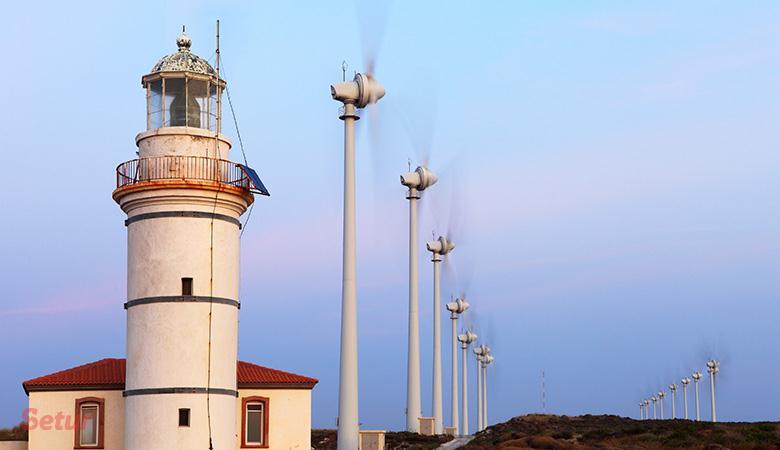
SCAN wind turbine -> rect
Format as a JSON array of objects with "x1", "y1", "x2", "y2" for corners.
[
  {"x1": 651, "y1": 396, "x2": 658, "y2": 419},
  {"x1": 692, "y1": 371, "x2": 703, "y2": 421},
  {"x1": 639, "y1": 402, "x2": 645, "y2": 420},
  {"x1": 644, "y1": 399, "x2": 651, "y2": 420},
  {"x1": 669, "y1": 383, "x2": 677, "y2": 419},
  {"x1": 482, "y1": 353, "x2": 494, "y2": 430},
  {"x1": 400, "y1": 165, "x2": 438, "y2": 432},
  {"x1": 457, "y1": 330, "x2": 477, "y2": 435},
  {"x1": 658, "y1": 390, "x2": 666, "y2": 419},
  {"x1": 473, "y1": 344, "x2": 489, "y2": 432},
  {"x1": 446, "y1": 298, "x2": 469, "y2": 435},
  {"x1": 330, "y1": 70, "x2": 386, "y2": 449},
  {"x1": 707, "y1": 360, "x2": 719, "y2": 422},
  {"x1": 681, "y1": 377, "x2": 691, "y2": 420},
  {"x1": 426, "y1": 235, "x2": 454, "y2": 434}
]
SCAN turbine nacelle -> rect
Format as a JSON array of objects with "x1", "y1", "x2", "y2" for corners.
[
  {"x1": 669, "y1": 383, "x2": 677, "y2": 392},
  {"x1": 474, "y1": 344, "x2": 490, "y2": 357},
  {"x1": 692, "y1": 371, "x2": 703, "y2": 382},
  {"x1": 401, "y1": 166, "x2": 438, "y2": 191},
  {"x1": 331, "y1": 72, "x2": 386, "y2": 108},
  {"x1": 706, "y1": 359, "x2": 720, "y2": 374},
  {"x1": 457, "y1": 330, "x2": 478, "y2": 345},
  {"x1": 446, "y1": 297, "x2": 469, "y2": 314},
  {"x1": 681, "y1": 377, "x2": 691, "y2": 386},
  {"x1": 484, "y1": 354, "x2": 494, "y2": 365},
  {"x1": 427, "y1": 235, "x2": 455, "y2": 256}
]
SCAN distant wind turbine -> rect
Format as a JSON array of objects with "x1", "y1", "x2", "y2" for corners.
[
  {"x1": 707, "y1": 360, "x2": 720, "y2": 423},
  {"x1": 681, "y1": 377, "x2": 691, "y2": 420},
  {"x1": 457, "y1": 330, "x2": 477, "y2": 435},
  {"x1": 692, "y1": 371, "x2": 703, "y2": 421},
  {"x1": 445, "y1": 297, "x2": 469, "y2": 435}
]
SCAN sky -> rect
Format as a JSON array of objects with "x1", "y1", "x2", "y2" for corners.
[{"x1": 1, "y1": 0, "x2": 779, "y2": 430}]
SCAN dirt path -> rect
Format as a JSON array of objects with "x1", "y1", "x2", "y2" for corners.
[{"x1": 437, "y1": 435, "x2": 475, "y2": 449}]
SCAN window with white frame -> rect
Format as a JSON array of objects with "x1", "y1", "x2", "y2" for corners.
[
  {"x1": 75, "y1": 397, "x2": 104, "y2": 449},
  {"x1": 242, "y1": 397, "x2": 269, "y2": 448}
]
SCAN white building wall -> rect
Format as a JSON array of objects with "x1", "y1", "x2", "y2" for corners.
[
  {"x1": 24, "y1": 387, "x2": 312, "y2": 450},
  {"x1": 27, "y1": 390, "x2": 124, "y2": 450},
  {"x1": 236, "y1": 389, "x2": 312, "y2": 450}
]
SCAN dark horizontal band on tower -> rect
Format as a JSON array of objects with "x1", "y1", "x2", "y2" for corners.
[
  {"x1": 123, "y1": 387, "x2": 238, "y2": 397},
  {"x1": 125, "y1": 211, "x2": 242, "y2": 228},
  {"x1": 124, "y1": 296, "x2": 240, "y2": 309}
]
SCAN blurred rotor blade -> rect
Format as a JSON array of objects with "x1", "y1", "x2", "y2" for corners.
[{"x1": 355, "y1": 0, "x2": 394, "y2": 76}]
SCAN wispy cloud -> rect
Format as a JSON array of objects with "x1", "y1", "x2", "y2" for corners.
[
  {"x1": 0, "y1": 281, "x2": 118, "y2": 317},
  {"x1": 0, "y1": 300, "x2": 112, "y2": 317}
]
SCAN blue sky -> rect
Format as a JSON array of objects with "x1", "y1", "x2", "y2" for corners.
[{"x1": 1, "y1": 0, "x2": 779, "y2": 430}]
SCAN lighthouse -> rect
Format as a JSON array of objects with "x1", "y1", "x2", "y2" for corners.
[{"x1": 112, "y1": 31, "x2": 264, "y2": 449}]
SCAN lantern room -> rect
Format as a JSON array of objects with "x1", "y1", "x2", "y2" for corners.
[{"x1": 142, "y1": 31, "x2": 223, "y2": 132}]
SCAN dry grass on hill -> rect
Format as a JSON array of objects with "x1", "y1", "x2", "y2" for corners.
[
  {"x1": 312, "y1": 429, "x2": 453, "y2": 450},
  {"x1": 462, "y1": 414, "x2": 780, "y2": 450}
]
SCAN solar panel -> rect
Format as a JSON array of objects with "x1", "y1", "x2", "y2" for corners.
[{"x1": 238, "y1": 164, "x2": 270, "y2": 196}]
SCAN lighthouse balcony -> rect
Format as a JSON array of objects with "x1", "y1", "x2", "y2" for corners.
[{"x1": 114, "y1": 155, "x2": 269, "y2": 197}]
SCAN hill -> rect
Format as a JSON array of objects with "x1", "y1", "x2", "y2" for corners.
[{"x1": 462, "y1": 414, "x2": 780, "y2": 449}]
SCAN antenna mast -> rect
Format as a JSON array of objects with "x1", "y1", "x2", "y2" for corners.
[{"x1": 216, "y1": 19, "x2": 221, "y2": 137}]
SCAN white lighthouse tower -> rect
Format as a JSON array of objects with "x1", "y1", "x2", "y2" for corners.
[{"x1": 113, "y1": 31, "x2": 266, "y2": 450}]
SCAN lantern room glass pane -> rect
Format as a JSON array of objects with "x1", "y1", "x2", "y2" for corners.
[
  {"x1": 164, "y1": 78, "x2": 186, "y2": 127},
  {"x1": 149, "y1": 80, "x2": 162, "y2": 129},
  {"x1": 188, "y1": 79, "x2": 208, "y2": 129},
  {"x1": 208, "y1": 84, "x2": 219, "y2": 132}
]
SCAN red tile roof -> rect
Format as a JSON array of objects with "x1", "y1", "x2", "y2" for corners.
[
  {"x1": 237, "y1": 361, "x2": 319, "y2": 387},
  {"x1": 23, "y1": 358, "x2": 317, "y2": 394}
]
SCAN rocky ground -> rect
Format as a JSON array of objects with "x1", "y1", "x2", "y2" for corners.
[
  {"x1": 462, "y1": 414, "x2": 780, "y2": 449},
  {"x1": 312, "y1": 429, "x2": 454, "y2": 450}
]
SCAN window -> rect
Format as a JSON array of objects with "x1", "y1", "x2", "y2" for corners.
[
  {"x1": 164, "y1": 78, "x2": 186, "y2": 127},
  {"x1": 182, "y1": 278, "x2": 193, "y2": 296},
  {"x1": 241, "y1": 396, "x2": 269, "y2": 448},
  {"x1": 148, "y1": 79, "x2": 163, "y2": 129},
  {"x1": 74, "y1": 397, "x2": 104, "y2": 449},
  {"x1": 178, "y1": 408, "x2": 190, "y2": 427}
]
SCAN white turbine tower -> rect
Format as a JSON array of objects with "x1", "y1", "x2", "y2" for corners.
[
  {"x1": 446, "y1": 298, "x2": 469, "y2": 435},
  {"x1": 426, "y1": 235, "x2": 454, "y2": 434},
  {"x1": 639, "y1": 402, "x2": 645, "y2": 420},
  {"x1": 651, "y1": 396, "x2": 658, "y2": 419},
  {"x1": 482, "y1": 353, "x2": 494, "y2": 430},
  {"x1": 692, "y1": 371, "x2": 703, "y2": 421},
  {"x1": 457, "y1": 330, "x2": 477, "y2": 435},
  {"x1": 330, "y1": 71, "x2": 386, "y2": 449},
  {"x1": 644, "y1": 399, "x2": 651, "y2": 420},
  {"x1": 658, "y1": 390, "x2": 666, "y2": 419},
  {"x1": 473, "y1": 344, "x2": 489, "y2": 432},
  {"x1": 400, "y1": 165, "x2": 438, "y2": 432},
  {"x1": 707, "y1": 360, "x2": 720, "y2": 423},
  {"x1": 681, "y1": 377, "x2": 691, "y2": 420},
  {"x1": 669, "y1": 383, "x2": 677, "y2": 419}
]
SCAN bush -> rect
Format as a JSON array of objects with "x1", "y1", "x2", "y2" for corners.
[
  {"x1": 0, "y1": 423, "x2": 28, "y2": 441},
  {"x1": 550, "y1": 430, "x2": 573, "y2": 440}
]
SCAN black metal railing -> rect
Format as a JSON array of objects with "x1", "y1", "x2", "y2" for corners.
[{"x1": 116, "y1": 156, "x2": 251, "y2": 190}]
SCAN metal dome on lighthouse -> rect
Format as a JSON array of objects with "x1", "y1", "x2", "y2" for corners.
[{"x1": 142, "y1": 29, "x2": 224, "y2": 132}]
